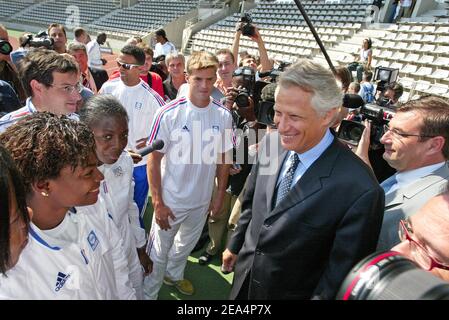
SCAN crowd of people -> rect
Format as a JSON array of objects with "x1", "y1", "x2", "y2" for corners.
[{"x1": 1, "y1": 14, "x2": 449, "y2": 301}]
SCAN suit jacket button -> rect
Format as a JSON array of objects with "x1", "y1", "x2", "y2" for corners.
[{"x1": 256, "y1": 249, "x2": 262, "y2": 255}]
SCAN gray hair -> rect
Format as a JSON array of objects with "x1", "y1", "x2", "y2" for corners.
[
  {"x1": 165, "y1": 52, "x2": 185, "y2": 66},
  {"x1": 278, "y1": 59, "x2": 342, "y2": 115},
  {"x1": 67, "y1": 42, "x2": 87, "y2": 54}
]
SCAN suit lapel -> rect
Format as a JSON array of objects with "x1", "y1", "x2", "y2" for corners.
[{"x1": 385, "y1": 164, "x2": 449, "y2": 208}]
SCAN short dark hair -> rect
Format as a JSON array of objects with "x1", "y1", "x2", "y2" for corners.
[
  {"x1": 17, "y1": 48, "x2": 79, "y2": 96},
  {"x1": 385, "y1": 82, "x2": 404, "y2": 101},
  {"x1": 216, "y1": 48, "x2": 235, "y2": 64},
  {"x1": 74, "y1": 27, "x2": 86, "y2": 38},
  {"x1": 398, "y1": 96, "x2": 449, "y2": 159},
  {"x1": 120, "y1": 45, "x2": 145, "y2": 65},
  {"x1": 155, "y1": 29, "x2": 167, "y2": 40},
  {"x1": 79, "y1": 95, "x2": 129, "y2": 128},
  {"x1": 47, "y1": 23, "x2": 66, "y2": 37},
  {"x1": 0, "y1": 112, "x2": 96, "y2": 194},
  {"x1": 137, "y1": 43, "x2": 153, "y2": 58},
  {"x1": 0, "y1": 144, "x2": 29, "y2": 275}
]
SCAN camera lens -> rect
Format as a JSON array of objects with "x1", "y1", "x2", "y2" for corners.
[
  {"x1": 337, "y1": 251, "x2": 449, "y2": 300},
  {"x1": 348, "y1": 126, "x2": 364, "y2": 142},
  {"x1": 235, "y1": 92, "x2": 249, "y2": 108}
]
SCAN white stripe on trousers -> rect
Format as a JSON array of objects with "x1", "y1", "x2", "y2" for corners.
[{"x1": 143, "y1": 203, "x2": 209, "y2": 300}]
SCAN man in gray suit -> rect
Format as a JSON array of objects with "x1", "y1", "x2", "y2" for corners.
[
  {"x1": 222, "y1": 59, "x2": 385, "y2": 300},
  {"x1": 369, "y1": 96, "x2": 449, "y2": 251}
]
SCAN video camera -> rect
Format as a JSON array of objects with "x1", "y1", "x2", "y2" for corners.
[
  {"x1": 337, "y1": 101, "x2": 395, "y2": 148},
  {"x1": 239, "y1": 13, "x2": 255, "y2": 37},
  {"x1": 374, "y1": 66, "x2": 399, "y2": 93},
  {"x1": 255, "y1": 62, "x2": 292, "y2": 127},
  {"x1": 23, "y1": 31, "x2": 54, "y2": 50},
  {"x1": 0, "y1": 39, "x2": 13, "y2": 55},
  {"x1": 337, "y1": 251, "x2": 449, "y2": 300}
]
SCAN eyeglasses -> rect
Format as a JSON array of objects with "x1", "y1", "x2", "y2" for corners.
[
  {"x1": 49, "y1": 82, "x2": 83, "y2": 95},
  {"x1": 383, "y1": 124, "x2": 434, "y2": 140},
  {"x1": 116, "y1": 59, "x2": 142, "y2": 70},
  {"x1": 398, "y1": 219, "x2": 449, "y2": 271}
]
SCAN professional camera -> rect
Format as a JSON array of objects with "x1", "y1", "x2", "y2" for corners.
[
  {"x1": 337, "y1": 251, "x2": 449, "y2": 300},
  {"x1": 337, "y1": 102, "x2": 395, "y2": 148},
  {"x1": 239, "y1": 13, "x2": 255, "y2": 37},
  {"x1": 232, "y1": 66, "x2": 256, "y2": 108},
  {"x1": 374, "y1": 66, "x2": 399, "y2": 94},
  {"x1": 23, "y1": 31, "x2": 54, "y2": 50},
  {"x1": 0, "y1": 39, "x2": 13, "y2": 55}
]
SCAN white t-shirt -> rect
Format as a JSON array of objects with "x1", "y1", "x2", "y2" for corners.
[
  {"x1": 154, "y1": 41, "x2": 177, "y2": 58},
  {"x1": 147, "y1": 96, "x2": 235, "y2": 209},
  {"x1": 86, "y1": 40, "x2": 103, "y2": 68},
  {"x1": 0, "y1": 199, "x2": 136, "y2": 300},
  {"x1": 100, "y1": 79, "x2": 165, "y2": 167}
]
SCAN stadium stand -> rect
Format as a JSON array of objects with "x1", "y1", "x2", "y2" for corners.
[{"x1": 1, "y1": 0, "x2": 448, "y2": 101}]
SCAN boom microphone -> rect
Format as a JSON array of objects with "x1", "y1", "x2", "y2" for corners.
[{"x1": 137, "y1": 139, "x2": 164, "y2": 157}]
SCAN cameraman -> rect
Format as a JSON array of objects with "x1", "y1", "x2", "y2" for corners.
[
  {"x1": 48, "y1": 23, "x2": 67, "y2": 54},
  {"x1": 355, "y1": 96, "x2": 449, "y2": 251},
  {"x1": 231, "y1": 18, "x2": 272, "y2": 79},
  {"x1": 378, "y1": 82, "x2": 404, "y2": 109}
]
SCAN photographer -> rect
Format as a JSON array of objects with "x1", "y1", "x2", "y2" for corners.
[
  {"x1": 231, "y1": 15, "x2": 272, "y2": 79},
  {"x1": 355, "y1": 96, "x2": 449, "y2": 251},
  {"x1": 0, "y1": 25, "x2": 26, "y2": 104},
  {"x1": 378, "y1": 81, "x2": 404, "y2": 109}
]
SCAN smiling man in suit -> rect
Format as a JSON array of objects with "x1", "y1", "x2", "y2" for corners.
[{"x1": 222, "y1": 59, "x2": 385, "y2": 300}]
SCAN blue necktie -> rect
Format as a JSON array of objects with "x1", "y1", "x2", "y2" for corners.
[
  {"x1": 275, "y1": 153, "x2": 300, "y2": 207},
  {"x1": 381, "y1": 174, "x2": 397, "y2": 194}
]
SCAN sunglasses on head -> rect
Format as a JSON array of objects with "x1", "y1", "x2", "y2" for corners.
[{"x1": 116, "y1": 59, "x2": 142, "y2": 70}]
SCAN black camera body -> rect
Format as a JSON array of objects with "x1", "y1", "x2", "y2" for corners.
[
  {"x1": 337, "y1": 102, "x2": 395, "y2": 148},
  {"x1": 232, "y1": 66, "x2": 256, "y2": 109},
  {"x1": 240, "y1": 13, "x2": 255, "y2": 37},
  {"x1": 337, "y1": 251, "x2": 449, "y2": 300},
  {"x1": 374, "y1": 66, "x2": 399, "y2": 95},
  {"x1": 0, "y1": 39, "x2": 13, "y2": 55},
  {"x1": 234, "y1": 87, "x2": 250, "y2": 109},
  {"x1": 24, "y1": 31, "x2": 54, "y2": 50}
]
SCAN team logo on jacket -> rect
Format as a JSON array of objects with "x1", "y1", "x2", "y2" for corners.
[
  {"x1": 182, "y1": 125, "x2": 189, "y2": 132},
  {"x1": 212, "y1": 125, "x2": 219, "y2": 132},
  {"x1": 55, "y1": 272, "x2": 71, "y2": 292},
  {"x1": 113, "y1": 166, "x2": 123, "y2": 177},
  {"x1": 87, "y1": 230, "x2": 99, "y2": 251},
  {"x1": 135, "y1": 102, "x2": 143, "y2": 110}
]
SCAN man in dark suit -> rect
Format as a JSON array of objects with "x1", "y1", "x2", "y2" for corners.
[
  {"x1": 68, "y1": 42, "x2": 108, "y2": 93},
  {"x1": 222, "y1": 59, "x2": 385, "y2": 300}
]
